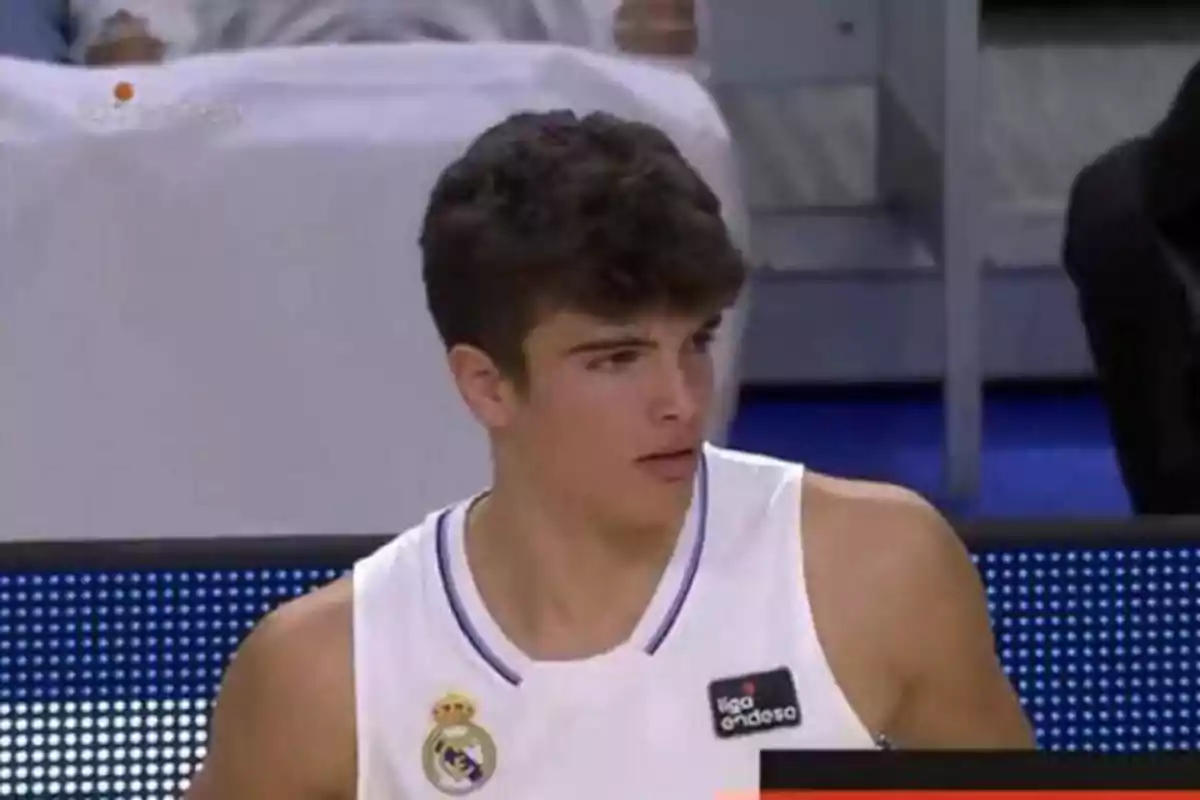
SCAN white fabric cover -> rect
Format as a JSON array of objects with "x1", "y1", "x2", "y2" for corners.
[{"x1": 0, "y1": 43, "x2": 749, "y2": 542}]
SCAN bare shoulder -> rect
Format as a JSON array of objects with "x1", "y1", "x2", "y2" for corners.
[
  {"x1": 799, "y1": 471, "x2": 1033, "y2": 747},
  {"x1": 801, "y1": 470, "x2": 966, "y2": 580},
  {"x1": 239, "y1": 575, "x2": 357, "y2": 709},
  {"x1": 800, "y1": 469, "x2": 979, "y2": 653},
  {"x1": 247, "y1": 573, "x2": 355, "y2": 662},
  {"x1": 185, "y1": 577, "x2": 357, "y2": 799}
]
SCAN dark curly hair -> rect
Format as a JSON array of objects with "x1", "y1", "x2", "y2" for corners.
[{"x1": 420, "y1": 110, "x2": 746, "y2": 380}]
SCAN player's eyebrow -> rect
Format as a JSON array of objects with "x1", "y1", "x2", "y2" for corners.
[
  {"x1": 564, "y1": 335, "x2": 656, "y2": 356},
  {"x1": 563, "y1": 314, "x2": 722, "y2": 356}
]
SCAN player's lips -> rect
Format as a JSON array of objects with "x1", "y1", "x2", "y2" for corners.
[{"x1": 636, "y1": 447, "x2": 699, "y2": 482}]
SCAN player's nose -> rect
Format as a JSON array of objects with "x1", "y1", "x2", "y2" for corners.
[{"x1": 653, "y1": 363, "x2": 702, "y2": 423}]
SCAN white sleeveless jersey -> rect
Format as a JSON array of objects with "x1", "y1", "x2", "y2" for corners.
[{"x1": 352, "y1": 444, "x2": 875, "y2": 799}]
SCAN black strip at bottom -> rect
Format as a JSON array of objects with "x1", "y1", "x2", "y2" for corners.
[{"x1": 760, "y1": 751, "x2": 1200, "y2": 791}]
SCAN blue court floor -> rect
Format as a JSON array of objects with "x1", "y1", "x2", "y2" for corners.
[{"x1": 728, "y1": 383, "x2": 1129, "y2": 518}]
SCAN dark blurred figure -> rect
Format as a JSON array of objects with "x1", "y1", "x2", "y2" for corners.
[{"x1": 1063, "y1": 58, "x2": 1200, "y2": 514}]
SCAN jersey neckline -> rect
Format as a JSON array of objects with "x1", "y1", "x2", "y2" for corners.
[{"x1": 434, "y1": 449, "x2": 710, "y2": 687}]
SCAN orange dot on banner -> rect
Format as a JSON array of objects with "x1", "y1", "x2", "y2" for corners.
[{"x1": 113, "y1": 81, "x2": 135, "y2": 103}]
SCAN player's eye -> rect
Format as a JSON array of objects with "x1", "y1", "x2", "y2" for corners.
[{"x1": 588, "y1": 349, "x2": 640, "y2": 371}]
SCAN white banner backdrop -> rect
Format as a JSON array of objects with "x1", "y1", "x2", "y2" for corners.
[{"x1": 0, "y1": 43, "x2": 749, "y2": 543}]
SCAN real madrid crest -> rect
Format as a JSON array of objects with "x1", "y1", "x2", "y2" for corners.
[{"x1": 422, "y1": 692, "x2": 497, "y2": 795}]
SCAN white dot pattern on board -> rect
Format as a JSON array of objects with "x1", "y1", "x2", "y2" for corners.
[
  {"x1": 975, "y1": 547, "x2": 1200, "y2": 752},
  {"x1": 0, "y1": 566, "x2": 342, "y2": 799}
]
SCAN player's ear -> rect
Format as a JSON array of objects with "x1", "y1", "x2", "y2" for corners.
[{"x1": 447, "y1": 344, "x2": 518, "y2": 429}]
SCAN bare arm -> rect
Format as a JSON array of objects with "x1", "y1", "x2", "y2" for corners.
[
  {"x1": 882, "y1": 497, "x2": 1035, "y2": 749},
  {"x1": 184, "y1": 579, "x2": 356, "y2": 800}
]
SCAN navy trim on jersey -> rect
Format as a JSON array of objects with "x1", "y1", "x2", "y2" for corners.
[
  {"x1": 435, "y1": 508, "x2": 523, "y2": 686},
  {"x1": 644, "y1": 450, "x2": 709, "y2": 654},
  {"x1": 436, "y1": 450, "x2": 709, "y2": 682}
]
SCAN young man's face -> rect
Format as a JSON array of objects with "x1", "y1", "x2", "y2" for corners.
[{"x1": 492, "y1": 309, "x2": 718, "y2": 528}]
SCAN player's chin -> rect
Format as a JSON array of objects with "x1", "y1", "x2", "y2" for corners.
[
  {"x1": 625, "y1": 469, "x2": 697, "y2": 523},
  {"x1": 614, "y1": 497, "x2": 692, "y2": 538}
]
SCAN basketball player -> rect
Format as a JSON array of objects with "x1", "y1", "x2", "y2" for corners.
[{"x1": 185, "y1": 110, "x2": 1034, "y2": 800}]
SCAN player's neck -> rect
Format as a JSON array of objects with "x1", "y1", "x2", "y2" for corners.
[{"x1": 465, "y1": 481, "x2": 685, "y2": 662}]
